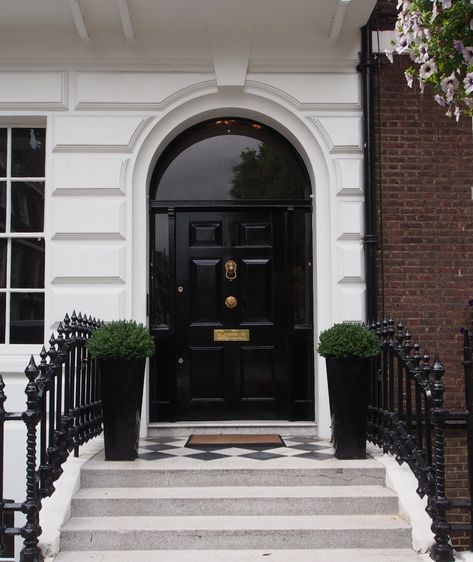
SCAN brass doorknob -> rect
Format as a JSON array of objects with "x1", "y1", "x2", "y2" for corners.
[{"x1": 225, "y1": 296, "x2": 237, "y2": 309}]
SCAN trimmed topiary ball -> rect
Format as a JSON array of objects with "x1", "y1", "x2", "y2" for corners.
[
  {"x1": 87, "y1": 320, "x2": 155, "y2": 360},
  {"x1": 317, "y1": 322, "x2": 380, "y2": 359}
]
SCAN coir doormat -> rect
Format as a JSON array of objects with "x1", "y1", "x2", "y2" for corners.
[{"x1": 185, "y1": 434, "x2": 286, "y2": 449}]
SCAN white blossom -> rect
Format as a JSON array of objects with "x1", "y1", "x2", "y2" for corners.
[
  {"x1": 395, "y1": 34, "x2": 411, "y2": 54},
  {"x1": 419, "y1": 60, "x2": 437, "y2": 79},
  {"x1": 441, "y1": 72, "x2": 459, "y2": 102},
  {"x1": 414, "y1": 44, "x2": 429, "y2": 63},
  {"x1": 464, "y1": 73, "x2": 473, "y2": 95}
]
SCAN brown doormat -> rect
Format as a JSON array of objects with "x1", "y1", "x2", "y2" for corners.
[{"x1": 185, "y1": 434, "x2": 286, "y2": 449}]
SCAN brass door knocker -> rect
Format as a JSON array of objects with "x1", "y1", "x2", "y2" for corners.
[{"x1": 225, "y1": 260, "x2": 237, "y2": 281}]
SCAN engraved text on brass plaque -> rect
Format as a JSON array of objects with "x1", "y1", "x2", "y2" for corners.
[{"x1": 213, "y1": 329, "x2": 250, "y2": 342}]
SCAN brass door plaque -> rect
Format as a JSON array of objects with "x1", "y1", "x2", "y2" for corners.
[{"x1": 214, "y1": 329, "x2": 250, "y2": 342}]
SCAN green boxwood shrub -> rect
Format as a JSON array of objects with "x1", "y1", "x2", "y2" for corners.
[
  {"x1": 87, "y1": 320, "x2": 155, "y2": 360},
  {"x1": 317, "y1": 322, "x2": 380, "y2": 359}
]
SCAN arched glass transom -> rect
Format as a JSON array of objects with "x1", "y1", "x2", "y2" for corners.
[{"x1": 151, "y1": 118, "x2": 310, "y2": 201}]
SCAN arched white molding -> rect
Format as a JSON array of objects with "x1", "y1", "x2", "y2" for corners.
[{"x1": 130, "y1": 90, "x2": 334, "y2": 439}]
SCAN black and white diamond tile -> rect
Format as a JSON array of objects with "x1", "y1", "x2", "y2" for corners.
[{"x1": 137, "y1": 437, "x2": 334, "y2": 462}]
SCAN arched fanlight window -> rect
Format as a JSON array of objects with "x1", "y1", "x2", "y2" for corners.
[{"x1": 150, "y1": 118, "x2": 310, "y2": 201}]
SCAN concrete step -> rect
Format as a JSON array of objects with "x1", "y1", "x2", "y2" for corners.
[
  {"x1": 53, "y1": 548, "x2": 429, "y2": 562},
  {"x1": 71, "y1": 484, "x2": 398, "y2": 516},
  {"x1": 80, "y1": 461, "x2": 386, "y2": 488},
  {"x1": 60, "y1": 514, "x2": 412, "y2": 551},
  {"x1": 147, "y1": 421, "x2": 317, "y2": 437}
]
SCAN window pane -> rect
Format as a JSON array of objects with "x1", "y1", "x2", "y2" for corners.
[
  {"x1": 0, "y1": 293, "x2": 5, "y2": 342},
  {"x1": 11, "y1": 238, "x2": 44, "y2": 288},
  {"x1": 151, "y1": 213, "x2": 170, "y2": 328},
  {"x1": 11, "y1": 128, "x2": 46, "y2": 178},
  {"x1": 0, "y1": 239, "x2": 6, "y2": 288},
  {"x1": 0, "y1": 129, "x2": 6, "y2": 177},
  {"x1": 10, "y1": 292, "x2": 44, "y2": 344},
  {"x1": 153, "y1": 119, "x2": 309, "y2": 201},
  {"x1": 11, "y1": 182, "x2": 44, "y2": 232},
  {"x1": 0, "y1": 181, "x2": 5, "y2": 231}
]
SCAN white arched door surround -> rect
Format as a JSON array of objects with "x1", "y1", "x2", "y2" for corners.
[{"x1": 130, "y1": 90, "x2": 333, "y2": 438}]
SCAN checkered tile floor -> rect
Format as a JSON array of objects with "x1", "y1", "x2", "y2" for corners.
[{"x1": 137, "y1": 437, "x2": 334, "y2": 462}]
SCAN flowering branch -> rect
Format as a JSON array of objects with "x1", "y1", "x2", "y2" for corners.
[{"x1": 386, "y1": 0, "x2": 473, "y2": 120}]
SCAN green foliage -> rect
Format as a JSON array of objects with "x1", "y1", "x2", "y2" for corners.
[
  {"x1": 87, "y1": 320, "x2": 155, "y2": 360},
  {"x1": 230, "y1": 143, "x2": 306, "y2": 199},
  {"x1": 317, "y1": 322, "x2": 380, "y2": 359},
  {"x1": 389, "y1": 0, "x2": 473, "y2": 119}
]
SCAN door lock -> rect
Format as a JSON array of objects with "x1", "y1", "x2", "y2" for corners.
[{"x1": 177, "y1": 357, "x2": 184, "y2": 364}]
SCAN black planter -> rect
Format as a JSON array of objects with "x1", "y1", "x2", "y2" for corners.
[
  {"x1": 325, "y1": 356, "x2": 370, "y2": 459},
  {"x1": 100, "y1": 358, "x2": 146, "y2": 461}
]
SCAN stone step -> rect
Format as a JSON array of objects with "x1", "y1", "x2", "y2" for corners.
[
  {"x1": 71, "y1": 484, "x2": 398, "y2": 516},
  {"x1": 147, "y1": 421, "x2": 317, "y2": 438},
  {"x1": 61, "y1": 514, "x2": 412, "y2": 551},
  {"x1": 53, "y1": 548, "x2": 428, "y2": 562},
  {"x1": 80, "y1": 460, "x2": 386, "y2": 488}
]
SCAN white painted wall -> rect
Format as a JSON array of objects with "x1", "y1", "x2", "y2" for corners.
[{"x1": 0, "y1": 42, "x2": 368, "y2": 560}]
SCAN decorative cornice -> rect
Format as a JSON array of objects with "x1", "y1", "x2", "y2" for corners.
[
  {"x1": 0, "y1": 57, "x2": 359, "y2": 74},
  {"x1": 0, "y1": 57, "x2": 215, "y2": 72}
]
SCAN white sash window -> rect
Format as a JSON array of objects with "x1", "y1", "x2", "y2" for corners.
[{"x1": 0, "y1": 127, "x2": 45, "y2": 344}]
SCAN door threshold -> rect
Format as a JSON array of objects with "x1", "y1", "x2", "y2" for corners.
[{"x1": 147, "y1": 421, "x2": 318, "y2": 438}]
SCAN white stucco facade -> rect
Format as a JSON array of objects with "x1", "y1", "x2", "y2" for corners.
[{"x1": 0, "y1": 3, "x2": 377, "y2": 542}]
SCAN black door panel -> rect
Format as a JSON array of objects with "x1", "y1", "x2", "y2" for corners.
[{"x1": 174, "y1": 210, "x2": 284, "y2": 420}]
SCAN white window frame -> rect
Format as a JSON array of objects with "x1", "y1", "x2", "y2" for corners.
[{"x1": 0, "y1": 125, "x2": 46, "y2": 345}]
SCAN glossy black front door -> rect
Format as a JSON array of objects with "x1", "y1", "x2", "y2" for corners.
[
  {"x1": 175, "y1": 209, "x2": 286, "y2": 420},
  {"x1": 149, "y1": 205, "x2": 315, "y2": 422}
]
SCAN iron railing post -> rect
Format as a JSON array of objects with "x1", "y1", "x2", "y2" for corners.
[
  {"x1": 20, "y1": 357, "x2": 43, "y2": 562},
  {"x1": 429, "y1": 356, "x2": 454, "y2": 562}
]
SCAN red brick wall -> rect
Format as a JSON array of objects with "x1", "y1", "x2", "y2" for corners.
[
  {"x1": 445, "y1": 430, "x2": 470, "y2": 549},
  {"x1": 374, "y1": 55, "x2": 473, "y2": 411},
  {"x1": 374, "y1": 25, "x2": 473, "y2": 550}
]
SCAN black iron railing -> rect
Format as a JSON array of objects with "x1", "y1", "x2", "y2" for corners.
[
  {"x1": 0, "y1": 312, "x2": 103, "y2": 562},
  {"x1": 447, "y1": 330, "x2": 473, "y2": 551},
  {"x1": 368, "y1": 319, "x2": 454, "y2": 562}
]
